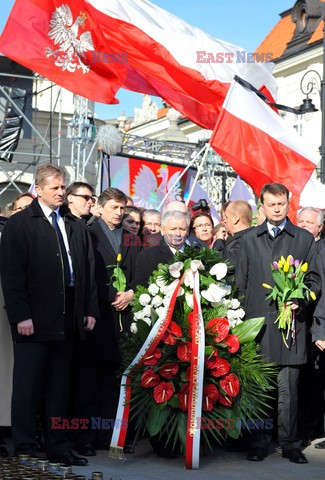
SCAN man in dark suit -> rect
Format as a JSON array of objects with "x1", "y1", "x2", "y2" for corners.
[
  {"x1": 214, "y1": 200, "x2": 253, "y2": 270},
  {"x1": 74, "y1": 188, "x2": 141, "y2": 454},
  {"x1": 236, "y1": 183, "x2": 320, "y2": 464},
  {"x1": 0, "y1": 164, "x2": 98, "y2": 466},
  {"x1": 135, "y1": 210, "x2": 189, "y2": 287}
]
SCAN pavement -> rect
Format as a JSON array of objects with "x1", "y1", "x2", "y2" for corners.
[{"x1": 54, "y1": 437, "x2": 324, "y2": 480}]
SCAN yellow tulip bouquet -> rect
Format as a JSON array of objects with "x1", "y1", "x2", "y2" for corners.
[{"x1": 263, "y1": 255, "x2": 316, "y2": 348}]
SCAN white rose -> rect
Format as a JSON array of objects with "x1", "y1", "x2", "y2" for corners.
[
  {"x1": 130, "y1": 322, "x2": 138, "y2": 334},
  {"x1": 139, "y1": 293, "x2": 151, "y2": 306},
  {"x1": 148, "y1": 283, "x2": 159, "y2": 295},
  {"x1": 230, "y1": 298, "x2": 241, "y2": 310},
  {"x1": 134, "y1": 310, "x2": 144, "y2": 320},
  {"x1": 143, "y1": 305, "x2": 152, "y2": 317},
  {"x1": 236, "y1": 308, "x2": 245, "y2": 319},
  {"x1": 156, "y1": 306, "x2": 166, "y2": 317},
  {"x1": 227, "y1": 309, "x2": 237, "y2": 320},
  {"x1": 152, "y1": 295, "x2": 163, "y2": 307}
]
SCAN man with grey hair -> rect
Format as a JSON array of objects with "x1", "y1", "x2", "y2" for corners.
[
  {"x1": 297, "y1": 207, "x2": 324, "y2": 253},
  {"x1": 135, "y1": 210, "x2": 189, "y2": 287}
]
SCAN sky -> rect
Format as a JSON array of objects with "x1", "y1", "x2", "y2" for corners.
[{"x1": 0, "y1": 0, "x2": 293, "y2": 120}]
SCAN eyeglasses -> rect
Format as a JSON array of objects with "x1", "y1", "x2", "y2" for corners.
[
  {"x1": 70, "y1": 194, "x2": 95, "y2": 203},
  {"x1": 193, "y1": 223, "x2": 212, "y2": 230}
]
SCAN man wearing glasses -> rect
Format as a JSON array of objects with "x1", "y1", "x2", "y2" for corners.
[{"x1": 65, "y1": 182, "x2": 95, "y2": 220}]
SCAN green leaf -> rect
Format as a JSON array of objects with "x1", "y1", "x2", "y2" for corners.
[
  {"x1": 168, "y1": 395, "x2": 179, "y2": 408},
  {"x1": 137, "y1": 320, "x2": 151, "y2": 343},
  {"x1": 112, "y1": 266, "x2": 126, "y2": 291},
  {"x1": 146, "y1": 404, "x2": 171, "y2": 436},
  {"x1": 232, "y1": 317, "x2": 265, "y2": 343},
  {"x1": 273, "y1": 271, "x2": 286, "y2": 291}
]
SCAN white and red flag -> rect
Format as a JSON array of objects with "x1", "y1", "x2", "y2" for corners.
[
  {"x1": 0, "y1": 0, "x2": 276, "y2": 129},
  {"x1": 210, "y1": 80, "x2": 319, "y2": 198}
]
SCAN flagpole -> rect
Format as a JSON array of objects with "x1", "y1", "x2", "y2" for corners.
[
  {"x1": 158, "y1": 142, "x2": 208, "y2": 210},
  {"x1": 185, "y1": 144, "x2": 210, "y2": 206}
]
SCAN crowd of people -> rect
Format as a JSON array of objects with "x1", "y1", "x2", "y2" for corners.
[{"x1": 0, "y1": 164, "x2": 324, "y2": 467}]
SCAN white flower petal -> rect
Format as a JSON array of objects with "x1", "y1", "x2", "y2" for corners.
[
  {"x1": 130, "y1": 322, "x2": 138, "y2": 334},
  {"x1": 183, "y1": 269, "x2": 194, "y2": 289},
  {"x1": 230, "y1": 298, "x2": 240, "y2": 309},
  {"x1": 152, "y1": 295, "x2": 163, "y2": 307},
  {"x1": 139, "y1": 293, "x2": 151, "y2": 306},
  {"x1": 185, "y1": 292, "x2": 194, "y2": 309},
  {"x1": 148, "y1": 283, "x2": 160, "y2": 295},
  {"x1": 142, "y1": 317, "x2": 152, "y2": 326},
  {"x1": 209, "y1": 263, "x2": 228, "y2": 280},
  {"x1": 190, "y1": 260, "x2": 205, "y2": 272},
  {"x1": 169, "y1": 261, "x2": 184, "y2": 278}
]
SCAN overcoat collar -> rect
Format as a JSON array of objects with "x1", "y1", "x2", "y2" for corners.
[{"x1": 256, "y1": 218, "x2": 295, "y2": 238}]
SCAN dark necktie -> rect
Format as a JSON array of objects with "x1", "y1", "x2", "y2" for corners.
[
  {"x1": 50, "y1": 211, "x2": 71, "y2": 286},
  {"x1": 272, "y1": 226, "x2": 280, "y2": 238}
]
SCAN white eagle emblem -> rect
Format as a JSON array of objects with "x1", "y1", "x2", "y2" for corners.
[
  {"x1": 132, "y1": 165, "x2": 182, "y2": 209},
  {"x1": 45, "y1": 4, "x2": 94, "y2": 73}
]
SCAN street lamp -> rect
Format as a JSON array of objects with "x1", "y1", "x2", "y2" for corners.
[{"x1": 299, "y1": 1, "x2": 325, "y2": 183}]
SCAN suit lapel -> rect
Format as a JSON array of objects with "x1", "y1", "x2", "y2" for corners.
[{"x1": 93, "y1": 221, "x2": 117, "y2": 263}]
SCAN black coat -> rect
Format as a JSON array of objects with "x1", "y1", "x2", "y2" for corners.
[
  {"x1": 236, "y1": 219, "x2": 320, "y2": 365},
  {"x1": 214, "y1": 227, "x2": 253, "y2": 271},
  {"x1": 312, "y1": 248, "x2": 325, "y2": 342},
  {"x1": 0, "y1": 199, "x2": 98, "y2": 342},
  {"x1": 134, "y1": 242, "x2": 174, "y2": 287},
  {"x1": 87, "y1": 221, "x2": 141, "y2": 361}
]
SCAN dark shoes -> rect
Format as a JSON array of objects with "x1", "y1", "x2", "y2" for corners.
[
  {"x1": 315, "y1": 439, "x2": 325, "y2": 449},
  {"x1": 49, "y1": 450, "x2": 88, "y2": 466},
  {"x1": 77, "y1": 443, "x2": 96, "y2": 456},
  {"x1": 247, "y1": 448, "x2": 267, "y2": 461},
  {"x1": 282, "y1": 449, "x2": 308, "y2": 464}
]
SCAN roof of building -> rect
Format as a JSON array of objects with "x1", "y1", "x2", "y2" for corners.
[{"x1": 255, "y1": 1, "x2": 323, "y2": 62}]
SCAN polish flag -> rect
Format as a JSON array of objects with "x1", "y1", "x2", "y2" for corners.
[
  {"x1": 210, "y1": 80, "x2": 319, "y2": 198},
  {"x1": 0, "y1": 0, "x2": 277, "y2": 130},
  {"x1": 0, "y1": 0, "x2": 124, "y2": 104}
]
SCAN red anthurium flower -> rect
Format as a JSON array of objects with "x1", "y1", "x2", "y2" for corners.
[
  {"x1": 153, "y1": 382, "x2": 174, "y2": 403},
  {"x1": 219, "y1": 394, "x2": 233, "y2": 407},
  {"x1": 205, "y1": 352, "x2": 219, "y2": 369},
  {"x1": 220, "y1": 373, "x2": 240, "y2": 397},
  {"x1": 177, "y1": 383, "x2": 190, "y2": 411},
  {"x1": 203, "y1": 384, "x2": 219, "y2": 403},
  {"x1": 202, "y1": 384, "x2": 219, "y2": 411},
  {"x1": 177, "y1": 342, "x2": 192, "y2": 362},
  {"x1": 143, "y1": 348, "x2": 162, "y2": 365},
  {"x1": 158, "y1": 362, "x2": 179, "y2": 379},
  {"x1": 226, "y1": 334, "x2": 240, "y2": 353},
  {"x1": 161, "y1": 321, "x2": 183, "y2": 345},
  {"x1": 210, "y1": 358, "x2": 231, "y2": 377},
  {"x1": 140, "y1": 369, "x2": 160, "y2": 388},
  {"x1": 207, "y1": 318, "x2": 229, "y2": 342}
]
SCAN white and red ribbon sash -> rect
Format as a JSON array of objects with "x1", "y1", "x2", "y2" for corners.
[
  {"x1": 185, "y1": 271, "x2": 205, "y2": 469},
  {"x1": 109, "y1": 276, "x2": 183, "y2": 456}
]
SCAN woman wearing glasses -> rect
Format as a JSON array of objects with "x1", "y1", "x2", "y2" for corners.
[{"x1": 189, "y1": 211, "x2": 215, "y2": 248}]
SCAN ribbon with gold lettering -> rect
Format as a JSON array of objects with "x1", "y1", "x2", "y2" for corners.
[
  {"x1": 185, "y1": 271, "x2": 205, "y2": 469},
  {"x1": 109, "y1": 276, "x2": 184, "y2": 460}
]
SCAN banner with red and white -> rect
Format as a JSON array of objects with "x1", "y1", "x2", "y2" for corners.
[
  {"x1": 210, "y1": 80, "x2": 318, "y2": 198},
  {"x1": 0, "y1": 0, "x2": 277, "y2": 130}
]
